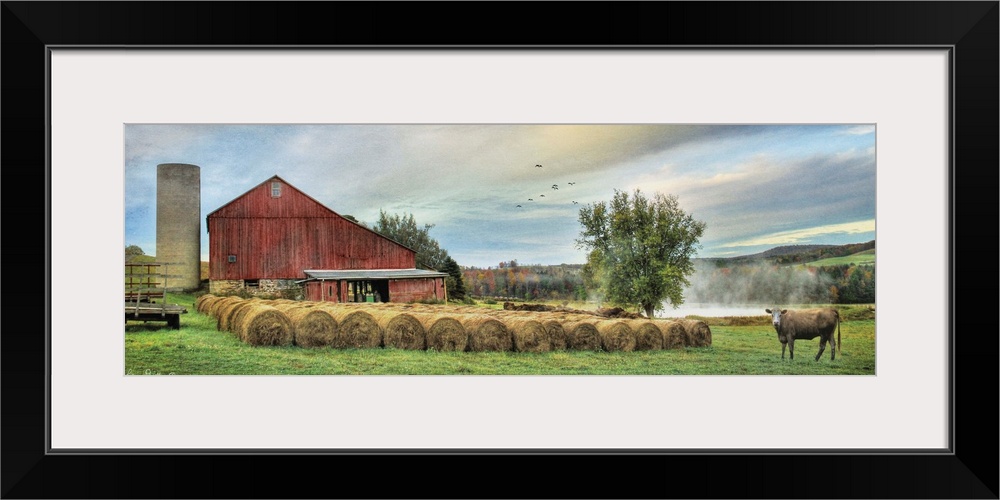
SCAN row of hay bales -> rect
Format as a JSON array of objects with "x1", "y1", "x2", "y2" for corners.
[{"x1": 194, "y1": 294, "x2": 711, "y2": 352}]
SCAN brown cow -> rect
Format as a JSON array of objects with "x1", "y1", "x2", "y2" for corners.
[{"x1": 765, "y1": 307, "x2": 841, "y2": 361}]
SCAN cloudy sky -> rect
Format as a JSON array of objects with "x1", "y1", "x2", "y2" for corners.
[{"x1": 124, "y1": 124, "x2": 875, "y2": 268}]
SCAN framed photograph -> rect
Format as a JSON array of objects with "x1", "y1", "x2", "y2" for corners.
[{"x1": 5, "y1": 2, "x2": 996, "y2": 498}]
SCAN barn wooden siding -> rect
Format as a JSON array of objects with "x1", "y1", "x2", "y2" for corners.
[
  {"x1": 304, "y1": 281, "x2": 334, "y2": 302},
  {"x1": 208, "y1": 177, "x2": 416, "y2": 280},
  {"x1": 389, "y1": 278, "x2": 445, "y2": 303}
]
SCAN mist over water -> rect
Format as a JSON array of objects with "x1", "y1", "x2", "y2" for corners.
[
  {"x1": 658, "y1": 260, "x2": 836, "y2": 317},
  {"x1": 656, "y1": 303, "x2": 768, "y2": 319}
]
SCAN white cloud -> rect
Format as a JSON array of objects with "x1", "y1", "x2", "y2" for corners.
[
  {"x1": 842, "y1": 125, "x2": 876, "y2": 135},
  {"x1": 718, "y1": 219, "x2": 876, "y2": 248}
]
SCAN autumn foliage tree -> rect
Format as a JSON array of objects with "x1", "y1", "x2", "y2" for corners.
[{"x1": 577, "y1": 189, "x2": 706, "y2": 318}]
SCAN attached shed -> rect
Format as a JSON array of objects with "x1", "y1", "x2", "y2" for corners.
[
  {"x1": 206, "y1": 175, "x2": 445, "y2": 302},
  {"x1": 299, "y1": 269, "x2": 448, "y2": 303}
]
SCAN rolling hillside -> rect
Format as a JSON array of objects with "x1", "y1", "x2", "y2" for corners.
[
  {"x1": 701, "y1": 240, "x2": 875, "y2": 266},
  {"x1": 804, "y1": 248, "x2": 875, "y2": 267}
]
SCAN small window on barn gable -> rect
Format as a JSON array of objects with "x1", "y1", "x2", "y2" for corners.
[
  {"x1": 271, "y1": 182, "x2": 281, "y2": 198},
  {"x1": 228, "y1": 255, "x2": 237, "y2": 263}
]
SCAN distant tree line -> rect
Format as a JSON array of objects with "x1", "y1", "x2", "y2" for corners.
[{"x1": 462, "y1": 261, "x2": 588, "y2": 302}]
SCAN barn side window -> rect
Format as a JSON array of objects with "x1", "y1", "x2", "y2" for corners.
[
  {"x1": 245, "y1": 279, "x2": 259, "y2": 288},
  {"x1": 228, "y1": 255, "x2": 237, "y2": 263},
  {"x1": 271, "y1": 182, "x2": 281, "y2": 198}
]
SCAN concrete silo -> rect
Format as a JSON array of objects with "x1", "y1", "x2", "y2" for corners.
[{"x1": 156, "y1": 163, "x2": 201, "y2": 291}]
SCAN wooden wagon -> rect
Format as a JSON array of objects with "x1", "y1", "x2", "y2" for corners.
[{"x1": 125, "y1": 262, "x2": 187, "y2": 329}]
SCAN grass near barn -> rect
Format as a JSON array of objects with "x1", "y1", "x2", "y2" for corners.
[{"x1": 125, "y1": 293, "x2": 876, "y2": 375}]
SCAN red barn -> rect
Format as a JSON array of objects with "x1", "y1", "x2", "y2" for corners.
[{"x1": 207, "y1": 175, "x2": 447, "y2": 302}]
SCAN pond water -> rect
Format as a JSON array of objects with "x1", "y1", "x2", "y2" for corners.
[{"x1": 655, "y1": 303, "x2": 771, "y2": 319}]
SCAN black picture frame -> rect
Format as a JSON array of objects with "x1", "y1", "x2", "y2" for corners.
[{"x1": 3, "y1": 2, "x2": 997, "y2": 498}]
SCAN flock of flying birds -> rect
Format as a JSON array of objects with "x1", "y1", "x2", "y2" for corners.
[{"x1": 515, "y1": 164, "x2": 579, "y2": 208}]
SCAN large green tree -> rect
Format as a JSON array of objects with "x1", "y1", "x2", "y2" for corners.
[
  {"x1": 576, "y1": 189, "x2": 706, "y2": 318},
  {"x1": 440, "y1": 256, "x2": 467, "y2": 301},
  {"x1": 371, "y1": 210, "x2": 450, "y2": 271}
]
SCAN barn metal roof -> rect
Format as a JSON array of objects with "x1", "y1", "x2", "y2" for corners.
[
  {"x1": 205, "y1": 175, "x2": 417, "y2": 254},
  {"x1": 299, "y1": 269, "x2": 448, "y2": 282}
]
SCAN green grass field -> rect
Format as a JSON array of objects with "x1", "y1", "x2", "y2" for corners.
[
  {"x1": 805, "y1": 249, "x2": 876, "y2": 267},
  {"x1": 125, "y1": 293, "x2": 875, "y2": 375}
]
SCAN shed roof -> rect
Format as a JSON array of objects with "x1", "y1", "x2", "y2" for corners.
[{"x1": 299, "y1": 269, "x2": 448, "y2": 282}]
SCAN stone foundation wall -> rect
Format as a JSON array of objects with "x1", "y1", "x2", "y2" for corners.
[
  {"x1": 209, "y1": 280, "x2": 243, "y2": 295},
  {"x1": 209, "y1": 279, "x2": 304, "y2": 300}
]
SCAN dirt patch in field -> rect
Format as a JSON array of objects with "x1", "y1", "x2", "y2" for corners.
[{"x1": 503, "y1": 302, "x2": 644, "y2": 319}]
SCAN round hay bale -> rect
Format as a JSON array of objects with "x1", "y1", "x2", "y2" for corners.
[
  {"x1": 287, "y1": 308, "x2": 339, "y2": 348},
  {"x1": 462, "y1": 315, "x2": 512, "y2": 352},
  {"x1": 504, "y1": 317, "x2": 550, "y2": 353},
  {"x1": 230, "y1": 302, "x2": 260, "y2": 336},
  {"x1": 562, "y1": 320, "x2": 602, "y2": 351},
  {"x1": 237, "y1": 304, "x2": 294, "y2": 346},
  {"x1": 411, "y1": 313, "x2": 468, "y2": 352},
  {"x1": 218, "y1": 300, "x2": 255, "y2": 332},
  {"x1": 195, "y1": 294, "x2": 218, "y2": 314},
  {"x1": 229, "y1": 304, "x2": 251, "y2": 334},
  {"x1": 323, "y1": 308, "x2": 382, "y2": 349},
  {"x1": 270, "y1": 302, "x2": 309, "y2": 314},
  {"x1": 406, "y1": 304, "x2": 444, "y2": 315},
  {"x1": 593, "y1": 320, "x2": 637, "y2": 352},
  {"x1": 539, "y1": 318, "x2": 568, "y2": 351},
  {"x1": 196, "y1": 296, "x2": 219, "y2": 315},
  {"x1": 627, "y1": 320, "x2": 664, "y2": 351},
  {"x1": 208, "y1": 296, "x2": 243, "y2": 320},
  {"x1": 657, "y1": 320, "x2": 689, "y2": 349},
  {"x1": 370, "y1": 309, "x2": 426, "y2": 350},
  {"x1": 676, "y1": 319, "x2": 712, "y2": 347}
]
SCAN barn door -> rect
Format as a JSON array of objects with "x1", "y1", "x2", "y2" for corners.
[{"x1": 372, "y1": 280, "x2": 389, "y2": 302}]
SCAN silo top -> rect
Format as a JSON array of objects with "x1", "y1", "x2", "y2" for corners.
[{"x1": 158, "y1": 163, "x2": 201, "y2": 170}]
